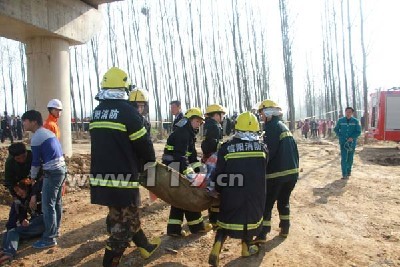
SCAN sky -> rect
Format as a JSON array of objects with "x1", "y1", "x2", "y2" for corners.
[{"x1": 0, "y1": 0, "x2": 399, "y2": 118}]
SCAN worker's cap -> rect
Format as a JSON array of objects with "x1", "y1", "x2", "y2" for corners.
[{"x1": 47, "y1": 99, "x2": 63, "y2": 110}]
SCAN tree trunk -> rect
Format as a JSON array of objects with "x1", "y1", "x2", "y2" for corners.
[
  {"x1": 174, "y1": 0, "x2": 190, "y2": 108},
  {"x1": 279, "y1": 0, "x2": 295, "y2": 131},
  {"x1": 90, "y1": 36, "x2": 100, "y2": 92},
  {"x1": 69, "y1": 62, "x2": 79, "y2": 134},
  {"x1": 1, "y1": 52, "x2": 7, "y2": 112},
  {"x1": 340, "y1": 0, "x2": 349, "y2": 112},
  {"x1": 19, "y1": 43, "x2": 28, "y2": 111},
  {"x1": 188, "y1": 2, "x2": 201, "y2": 107},
  {"x1": 360, "y1": 0, "x2": 368, "y2": 138},
  {"x1": 7, "y1": 45, "x2": 16, "y2": 115},
  {"x1": 333, "y1": 2, "x2": 343, "y2": 120},
  {"x1": 231, "y1": 0, "x2": 243, "y2": 112},
  {"x1": 347, "y1": 0, "x2": 357, "y2": 114}
]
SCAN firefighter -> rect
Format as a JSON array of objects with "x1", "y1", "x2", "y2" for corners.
[
  {"x1": 44, "y1": 99, "x2": 62, "y2": 139},
  {"x1": 208, "y1": 112, "x2": 268, "y2": 267},
  {"x1": 334, "y1": 107, "x2": 361, "y2": 179},
  {"x1": 201, "y1": 104, "x2": 225, "y2": 160},
  {"x1": 128, "y1": 88, "x2": 151, "y2": 135},
  {"x1": 201, "y1": 104, "x2": 226, "y2": 227},
  {"x1": 253, "y1": 100, "x2": 299, "y2": 244},
  {"x1": 89, "y1": 67, "x2": 160, "y2": 267},
  {"x1": 162, "y1": 108, "x2": 212, "y2": 237}
]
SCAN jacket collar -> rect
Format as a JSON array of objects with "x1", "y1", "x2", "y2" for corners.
[{"x1": 47, "y1": 114, "x2": 58, "y2": 123}]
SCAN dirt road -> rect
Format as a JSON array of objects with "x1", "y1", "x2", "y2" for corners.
[{"x1": 0, "y1": 139, "x2": 399, "y2": 266}]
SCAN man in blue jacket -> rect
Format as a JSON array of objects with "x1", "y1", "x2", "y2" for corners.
[
  {"x1": 334, "y1": 107, "x2": 361, "y2": 180},
  {"x1": 21, "y1": 110, "x2": 66, "y2": 249}
]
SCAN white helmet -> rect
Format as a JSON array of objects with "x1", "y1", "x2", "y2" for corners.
[{"x1": 47, "y1": 99, "x2": 63, "y2": 110}]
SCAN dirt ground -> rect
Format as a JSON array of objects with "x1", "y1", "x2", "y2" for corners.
[{"x1": 0, "y1": 135, "x2": 399, "y2": 267}]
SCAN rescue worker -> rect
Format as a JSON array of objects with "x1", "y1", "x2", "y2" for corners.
[
  {"x1": 90, "y1": 67, "x2": 160, "y2": 267},
  {"x1": 162, "y1": 108, "x2": 212, "y2": 236},
  {"x1": 4, "y1": 143, "x2": 36, "y2": 230},
  {"x1": 170, "y1": 100, "x2": 183, "y2": 131},
  {"x1": 208, "y1": 112, "x2": 268, "y2": 266},
  {"x1": 201, "y1": 104, "x2": 226, "y2": 227},
  {"x1": 128, "y1": 88, "x2": 151, "y2": 134},
  {"x1": 44, "y1": 99, "x2": 62, "y2": 139},
  {"x1": 254, "y1": 100, "x2": 299, "y2": 243},
  {"x1": 201, "y1": 104, "x2": 225, "y2": 160},
  {"x1": 334, "y1": 107, "x2": 361, "y2": 179}
]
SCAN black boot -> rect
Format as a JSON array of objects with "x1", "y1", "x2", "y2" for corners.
[
  {"x1": 103, "y1": 247, "x2": 123, "y2": 267},
  {"x1": 208, "y1": 230, "x2": 227, "y2": 267},
  {"x1": 241, "y1": 240, "x2": 259, "y2": 257},
  {"x1": 252, "y1": 226, "x2": 270, "y2": 244},
  {"x1": 132, "y1": 229, "x2": 161, "y2": 259},
  {"x1": 279, "y1": 227, "x2": 289, "y2": 238}
]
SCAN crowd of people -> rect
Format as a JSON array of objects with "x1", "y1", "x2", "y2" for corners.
[
  {"x1": 1, "y1": 66, "x2": 362, "y2": 266},
  {"x1": 297, "y1": 118, "x2": 336, "y2": 139},
  {"x1": 0, "y1": 112, "x2": 24, "y2": 143}
]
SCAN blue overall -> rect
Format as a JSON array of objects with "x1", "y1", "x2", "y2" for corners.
[{"x1": 334, "y1": 117, "x2": 361, "y2": 177}]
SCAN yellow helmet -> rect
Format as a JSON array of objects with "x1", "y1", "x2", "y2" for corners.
[
  {"x1": 129, "y1": 88, "x2": 149, "y2": 102},
  {"x1": 184, "y1": 107, "x2": 205, "y2": 120},
  {"x1": 258, "y1": 99, "x2": 280, "y2": 111},
  {"x1": 205, "y1": 104, "x2": 226, "y2": 115},
  {"x1": 235, "y1": 111, "x2": 260, "y2": 132},
  {"x1": 101, "y1": 67, "x2": 129, "y2": 89}
]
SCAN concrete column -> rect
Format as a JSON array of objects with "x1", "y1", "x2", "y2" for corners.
[{"x1": 26, "y1": 37, "x2": 72, "y2": 157}]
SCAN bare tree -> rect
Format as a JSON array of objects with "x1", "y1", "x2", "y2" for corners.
[
  {"x1": 90, "y1": 35, "x2": 101, "y2": 91},
  {"x1": 143, "y1": 5, "x2": 162, "y2": 126},
  {"x1": 73, "y1": 47, "x2": 84, "y2": 131},
  {"x1": 130, "y1": 2, "x2": 148, "y2": 89},
  {"x1": 188, "y1": 1, "x2": 201, "y2": 107},
  {"x1": 19, "y1": 43, "x2": 28, "y2": 111},
  {"x1": 340, "y1": 0, "x2": 349, "y2": 110},
  {"x1": 279, "y1": 0, "x2": 295, "y2": 131},
  {"x1": 1, "y1": 51, "x2": 7, "y2": 112},
  {"x1": 174, "y1": 0, "x2": 190, "y2": 108},
  {"x1": 6, "y1": 45, "x2": 16, "y2": 115},
  {"x1": 360, "y1": 0, "x2": 368, "y2": 132},
  {"x1": 260, "y1": 30, "x2": 270, "y2": 100},
  {"x1": 69, "y1": 61, "x2": 79, "y2": 133},
  {"x1": 197, "y1": 1, "x2": 209, "y2": 108},
  {"x1": 231, "y1": 0, "x2": 244, "y2": 112},
  {"x1": 86, "y1": 45, "x2": 94, "y2": 112},
  {"x1": 158, "y1": 0, "x2": 174, "y2": 108},
  {"x1": 347, "y1": 0, "x2": 357, "y2": 114},
  {"x1": 333, "y1": 1, "x2": 343, "y2": 117},
  {"x1": 305, "y1": 66, "x2": 314, "y2": 117}
]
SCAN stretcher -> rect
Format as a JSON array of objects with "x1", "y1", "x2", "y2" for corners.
[{"x1": 138, "y1": 162, "x2": 219, "y2": 212}]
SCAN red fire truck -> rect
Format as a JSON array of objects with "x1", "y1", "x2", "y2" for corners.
[{"x1": 368, "y1": 87, "x2": 400, "y2": 141}]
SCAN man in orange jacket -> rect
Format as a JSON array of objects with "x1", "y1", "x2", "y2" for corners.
[
  {"x1": 43, "y1": 99, "x2": 62, "y2": 140},
  {"x1": 44, "y1": 99, "x2": 66, "y2": 196}
]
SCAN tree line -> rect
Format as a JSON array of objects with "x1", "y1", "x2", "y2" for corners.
[{"x1": 0, "y1": 0, "x2": 369, "y2": 130}]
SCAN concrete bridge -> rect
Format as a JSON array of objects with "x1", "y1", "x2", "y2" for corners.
[{"x1": 0, "y1": 0, "x2": 121, "y2": 156}]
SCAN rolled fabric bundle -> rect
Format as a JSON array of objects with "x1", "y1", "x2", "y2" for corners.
[{"x1": 139, "y1": 162, "x2": 219, "y2": 212}]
